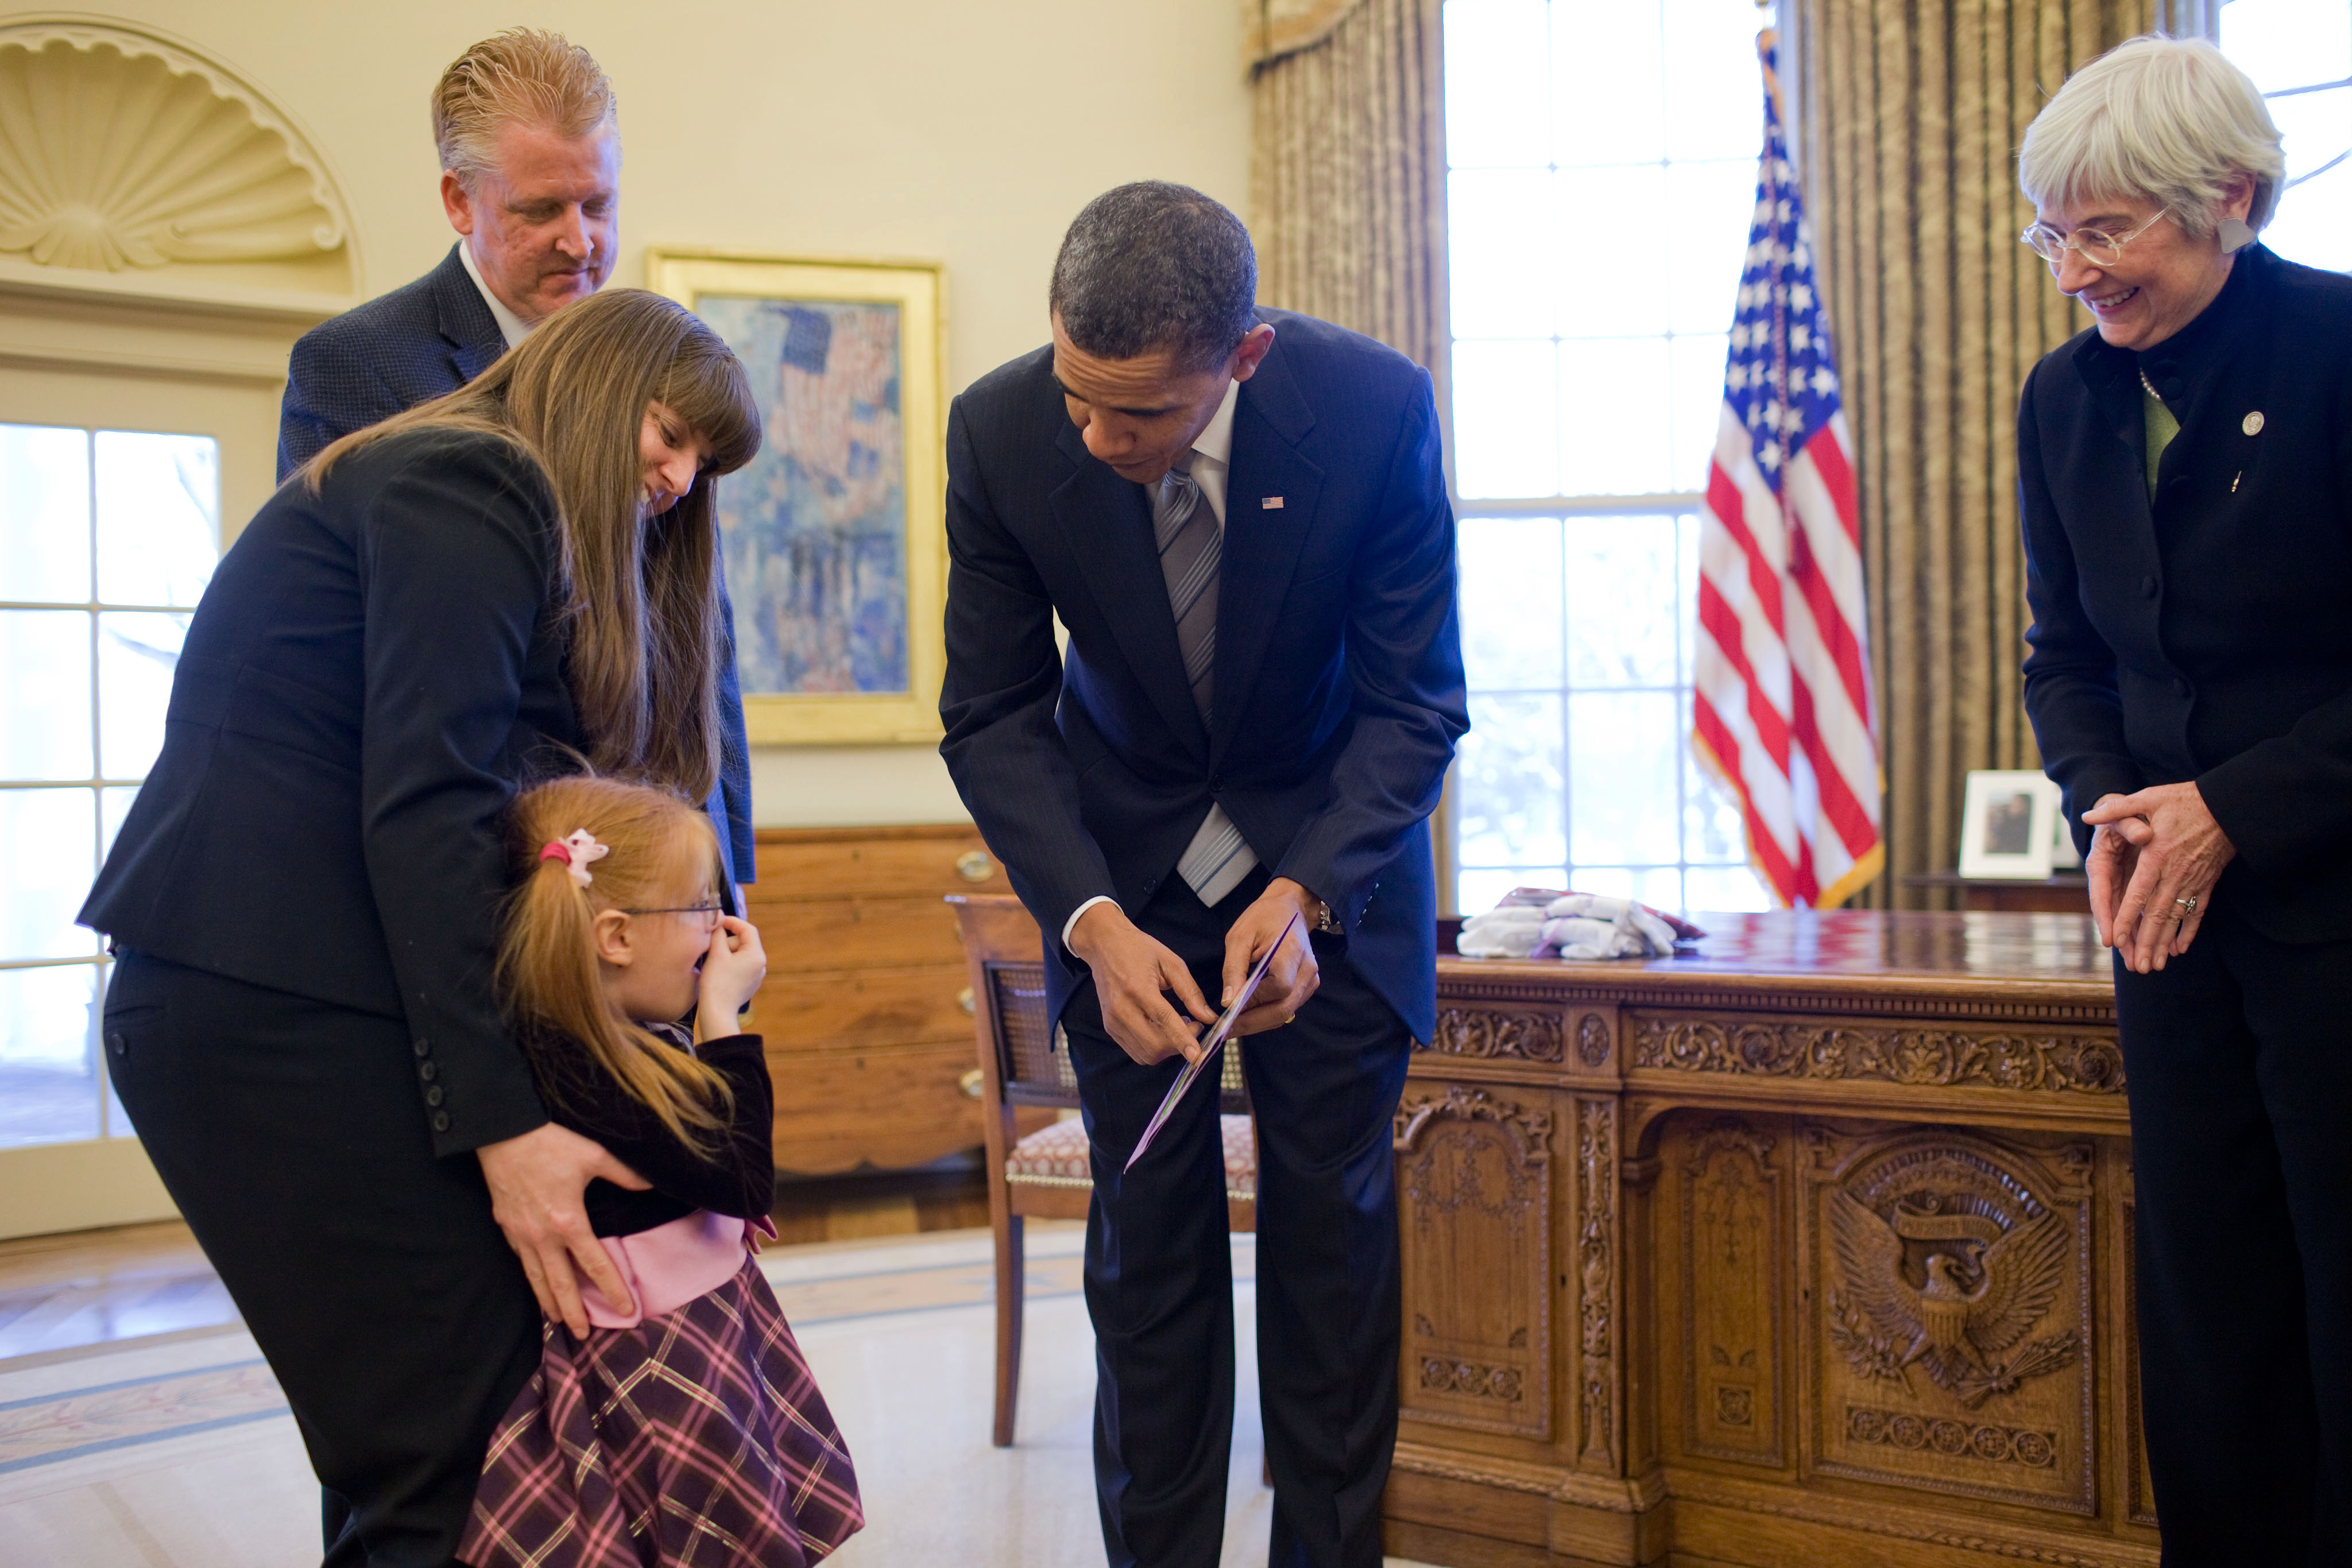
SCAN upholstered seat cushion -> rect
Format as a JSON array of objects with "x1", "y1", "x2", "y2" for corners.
[{"x1": 1006, "y1": 1114, "x2": 1255, "y2": 1199}]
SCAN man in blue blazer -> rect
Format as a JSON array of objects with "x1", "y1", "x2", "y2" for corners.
[
  {"x1": 941, "y1": 182, "x2": 1466, "y2": 1568},
  {"x1": 274, "y1": 29, "x2": 754, "y2": 884}
]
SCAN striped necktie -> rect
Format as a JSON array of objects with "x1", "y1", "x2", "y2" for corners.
[{"x1": 1153, "y1": 451, "x2": 1258, "y2": 906}]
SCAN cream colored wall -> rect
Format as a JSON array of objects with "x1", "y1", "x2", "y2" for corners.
[{"x1": 80, "y1": 0, "x2": 1253, "y2": 827}]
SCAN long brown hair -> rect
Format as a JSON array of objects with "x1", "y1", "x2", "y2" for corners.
[
  {"x1": 305, "y1": 288, "x2": 760, "y2": 803},
  {"x1": 498, "y1": 772, "x2": 734, "y2": 1149}
]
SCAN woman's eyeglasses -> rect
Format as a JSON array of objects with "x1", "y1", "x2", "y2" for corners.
[
  {"x1": 622, "y1": 903, "x2": 723, "y2": 932},
  {"x1": 2019, "y1": 209, "x2": 2171, "y2": 268}
]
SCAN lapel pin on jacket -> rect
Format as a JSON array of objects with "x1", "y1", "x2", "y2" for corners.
[
  {"x1": 2242, "y1": 411, "x2": 2265, "y2": 436},
  {"x1": 1262, "y1": 495, "x2": 1284, "y2": 509}
]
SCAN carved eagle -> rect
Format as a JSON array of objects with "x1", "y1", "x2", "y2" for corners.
[{"x1": 1828, "y1": 1189, "x2": 2068, "y2": 1397}]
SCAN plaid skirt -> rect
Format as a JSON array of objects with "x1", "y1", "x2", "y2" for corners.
[{"x1": 459, "y1": 1256, "x2": 862, "y2": 1567}]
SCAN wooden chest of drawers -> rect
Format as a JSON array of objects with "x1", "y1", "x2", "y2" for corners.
[{"x1": 744, "y1": 824, "x2": 1007, "y2": 1174}]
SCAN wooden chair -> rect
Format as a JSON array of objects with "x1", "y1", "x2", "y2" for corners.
[{"x1": 949, "y1": 893, "x2": 1257, "y2": 1446}]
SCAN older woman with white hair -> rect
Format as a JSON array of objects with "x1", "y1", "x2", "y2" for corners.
[{"x1": 2016, "y1": 33, "x2": 2352, "y2": 1563}]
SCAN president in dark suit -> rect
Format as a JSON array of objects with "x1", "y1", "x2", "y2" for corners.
[
  {"x1": 274, "y1": 28, "x2": 753, "y2": 885},
  {"x1": 940, "y1": 182, "x2": 1466, "y2": 1568}
]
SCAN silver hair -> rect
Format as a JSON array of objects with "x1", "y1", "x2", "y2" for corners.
[{"x1": 2018, "y1": 35, "x2": 2285, "y2": 238}]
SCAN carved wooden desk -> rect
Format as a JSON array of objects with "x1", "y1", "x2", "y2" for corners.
[{"x1": 1387, "y1": 910, "x2": 2154, "y2": 1568}]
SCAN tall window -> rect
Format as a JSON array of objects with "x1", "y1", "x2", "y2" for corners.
[
  {"x1": 2222, "y1": 0, "x2": 2352, "y2": 272},
  {"x1": 1444, "y1": 0, "x2": 1774, "y2": 916},
  {"x1": 1, "y1": 426, "x2": 216, "y2": 1149}
]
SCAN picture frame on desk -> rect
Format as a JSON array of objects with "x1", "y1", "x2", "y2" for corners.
[
  {"x1": 1956, "y1": 769, "x2": 2064, "y2": 878},
  {"x1": 647, "y1": 250, "x2": 947, "y2": 745}
]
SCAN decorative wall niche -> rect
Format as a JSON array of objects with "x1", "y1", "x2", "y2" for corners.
[{"x1": 0, "y1": 16, "x2": 358, "y2": 302}]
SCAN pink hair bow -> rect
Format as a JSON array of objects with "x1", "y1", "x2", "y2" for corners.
[{"x1": 539, "y1": 829, "x2": 610, "y2": 888}]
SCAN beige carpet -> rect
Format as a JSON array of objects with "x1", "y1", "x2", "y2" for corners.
[{"x1": 0, "y1": 1225, "x2": 1435, "y2": 1567}]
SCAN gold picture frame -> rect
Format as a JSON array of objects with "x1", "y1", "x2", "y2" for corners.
[{"x1": 647, "y1": 250, "x2": 946, "y2": 745}]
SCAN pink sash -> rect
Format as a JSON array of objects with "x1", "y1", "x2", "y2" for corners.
[{"x1": 579, "y1": 1211, "x2": 775, "y2": 1329}]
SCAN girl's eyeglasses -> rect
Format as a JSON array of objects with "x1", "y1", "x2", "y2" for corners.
[{"x1": 621, "y1": 903, "x2": 723, "y2": 932}]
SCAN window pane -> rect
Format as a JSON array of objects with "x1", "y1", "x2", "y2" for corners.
[
  {"x1": 1669, "y1": 334, "x2": 1732, "y2": 493},
  {"x1": 1450, "y1": 169, "x2": 1562, "y2": 338},
  {"x1": 1, "y1": 610, "x2": 94, "y2": 780},
  {"x1": 1565, "y1": 517, "x2": 1680, "y2": 687},
  {"x1": 1570, "y1": 865, "x2": 1685, "y2": 911},
  {"x1": 98, "y1": 612, "x2": 189, "y2": 781},
  {"x1": 1569, "y1": 690, "x2": 1680, "y2": 862},
  {"x1": 0, "y1": 963, "x2": 99, "y2": 1148},
  {"x1": 1453, "y1": 339, "x2": 1561, "y2": 498},
  {"x1": 1458, "y1": 692, "x2": 1565, "y2": 866},
  {"x1": 1665, "y1": 160, "x2": 1758, "y2": 335},
  {"x1": 2222, "y1": 0, "x2": 2352, "y2": 272},
  {"x1": 0, "y1": 424, "x2": 91, "y2": 604},
  {"x1": 1, "y1": 788, "x2": 99, "y2": 961},
  {"x1": 1460, "y1": 517, "x2": 1565, "y2": 688},
  {"x1": 1457, "y1": 865, "x2": 1560, "y2": 917},
  {"x1": 2264, "y1": 149, "x2": 2352, "y2": 270},
  {"x1": 1559, "y1": 338, "x2": 1673, "y2": 495},
  {"x1": 1550, "y1": 0, "x2": 1663, "y2": 166},
  {"x1": 1661, "y1": 0, "x2": 1767, "y2": 163},
  {"x1": 1555, "y1": 165, "x2": 1670, "y2": 338},
  {"x1": 95, "y1": 431, "x2": 218, "y2": 609},
  {"x1": 1686, "y1": 863, "x2": 1774, "y2": 913},
  {"x1": 102, "y1": 784, "x2": 140, "y2": 858},
  {"x1": 1445, "y1": 0, "x2": 1553, "y2": 169}
]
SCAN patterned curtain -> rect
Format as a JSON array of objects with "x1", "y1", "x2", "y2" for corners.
[
  {"x1": 1784, "y1": 0, "x2": 2198, "y2": 904},
  {"x1": 1246, "y1": 0, "x2": 1448, "y2": 387}
]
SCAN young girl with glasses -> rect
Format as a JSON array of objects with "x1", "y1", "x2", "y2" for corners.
[{"x1": 460, "y1": 773, "x2": 862, "y2": 1568}]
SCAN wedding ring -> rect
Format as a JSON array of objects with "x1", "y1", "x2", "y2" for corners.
[{"x1": 2174, "y1": 894, "x2": 2198, "y2": 913}]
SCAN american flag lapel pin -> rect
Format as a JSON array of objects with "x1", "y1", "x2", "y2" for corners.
[{"x1": 1261, "y1": 495, "x2": 1284, "y2": 509}]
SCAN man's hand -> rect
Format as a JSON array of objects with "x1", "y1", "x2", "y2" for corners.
[
  {"x1": 477, "y1": 1122, "x2": 653, "y2": 1337},
  {"x1": 1070, "y1": 901, "x2": 1219, "y2": 1067},
  {"x1": 1222, "y1": 878, "x2": 1323, "y2": 1037},
  {"x1": 2082, "y1": 783, "x2": 2236, "y2": 974}
]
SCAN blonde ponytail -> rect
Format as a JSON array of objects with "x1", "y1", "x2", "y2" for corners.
[{"x1": 498, "y1": 773, "x2": 736, "y2": 1152}]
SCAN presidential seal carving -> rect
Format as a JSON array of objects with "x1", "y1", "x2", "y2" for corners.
[
  {"x1": 1828, "y1": 1187, "x2": 2074, "y2": 1407},
  {"x1": 1808, "y1": 1129, "x2": 2094, "y2": 1515}
]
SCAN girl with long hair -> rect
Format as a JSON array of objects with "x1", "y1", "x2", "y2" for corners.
[
  {"x1": 459, "y1": 775, "x2": 860, "y2": 1568},
  {"x1": 83, "y1": 289, "x2": 769, "y2": 1565}
]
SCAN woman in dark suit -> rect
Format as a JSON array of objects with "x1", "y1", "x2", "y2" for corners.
[
  {"x1": 2015, "y1": 36, "x2": 2352, "y2": 1565},
  {"x1": 80, "y1": 289, "x2": 759, "y2": 1567}
]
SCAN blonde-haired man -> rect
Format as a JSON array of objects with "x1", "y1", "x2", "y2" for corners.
[
  {"x1": 278, "y1": 28, "x2": 757, "y2": 895},
  {"x1": 276, "y1": 29, "x2": 619, "y2": 477}
]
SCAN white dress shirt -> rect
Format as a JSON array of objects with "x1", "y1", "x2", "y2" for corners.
[{"x1": 456, "y1": 241, "x2": 533, "y2": 350}]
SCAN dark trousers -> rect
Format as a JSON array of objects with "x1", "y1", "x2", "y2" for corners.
[
  {"x1": 104, "y1": 951, "x2": 541, "y2": 1568},
  {"x1": 1062, "y1": 870, "x2": 1411, "y2": 1568},
  {"x1": 2112, "y1": 905, "x2": 2352, "y2": 1567}
]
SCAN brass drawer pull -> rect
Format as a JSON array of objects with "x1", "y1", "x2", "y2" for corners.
[
  {"x1": 958, "y1": 1067, "x2": 985, "y2": 1099},
  {"x1": 956, "y1": 850, "x2": 995, "y2": 882},
  {"x1": 958, "y1": 986, "x2": 976, "y2": 1016}
]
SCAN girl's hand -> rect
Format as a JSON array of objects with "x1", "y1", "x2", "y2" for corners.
[{"x1": 695, "y1": 914, "x2": 767, "y2": 1040}]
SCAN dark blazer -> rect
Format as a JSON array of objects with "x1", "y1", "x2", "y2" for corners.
[
  {"x1": 939, "y1": 309, "x2": 1467, "y2": 1039},
  {"x1": 277, "y1": 245, "x2": 757, "y2": 886},
  {"x1": 2020, "y1": 243, "x2": 2352, "y2": 941},
  {"x1": 85, "y1": 429, "x2": 597, "y2": 1158}
]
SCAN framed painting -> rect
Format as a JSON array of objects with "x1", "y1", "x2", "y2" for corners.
[{"x1": 647, "y1": 250, "x2": 946, "y2": 744}]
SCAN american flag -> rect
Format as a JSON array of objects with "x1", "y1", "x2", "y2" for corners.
[{"x1": 1692, "y1": 41, "x2": 1883, "y2": 908}]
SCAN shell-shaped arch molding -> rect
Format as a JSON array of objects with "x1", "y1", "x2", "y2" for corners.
[{"x1": 0, "y1": 17, "x2": 353, "y2": 278}]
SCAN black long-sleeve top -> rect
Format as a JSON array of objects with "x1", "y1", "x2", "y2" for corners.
[
  {"x1": 2019, "y1": 243, "x2": 2352, "y2": 942},
  {"x1": 526, "y1": 1028, "x2": 777, "y2": 1238}
]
